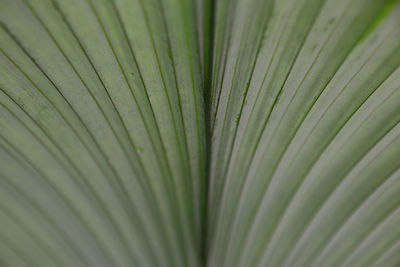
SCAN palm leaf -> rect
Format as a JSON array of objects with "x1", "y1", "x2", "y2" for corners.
[{"x1": 0, "y1": 0, "x2": 399, "y2": 266}]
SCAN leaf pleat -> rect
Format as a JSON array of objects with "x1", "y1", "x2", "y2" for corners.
[{"x1": 1, "y1": 0, "x2": 400, "y2": 266}]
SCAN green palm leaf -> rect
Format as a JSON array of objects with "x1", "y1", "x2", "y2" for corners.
[{"x1": 0, "y1": 0, "x2": 399, "y2": 266}]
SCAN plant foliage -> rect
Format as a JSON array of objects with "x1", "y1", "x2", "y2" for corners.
[{"x1": 0, "y1": 0, "x2": 399, "y2": 266}]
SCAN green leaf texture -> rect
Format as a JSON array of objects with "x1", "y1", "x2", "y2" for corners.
[
  {"x1": 0, "y1": 0, "x2": 399, "y2": 266},
  {"x1": 0, "y1": 0, "x2": 206, "y2": 266}
]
